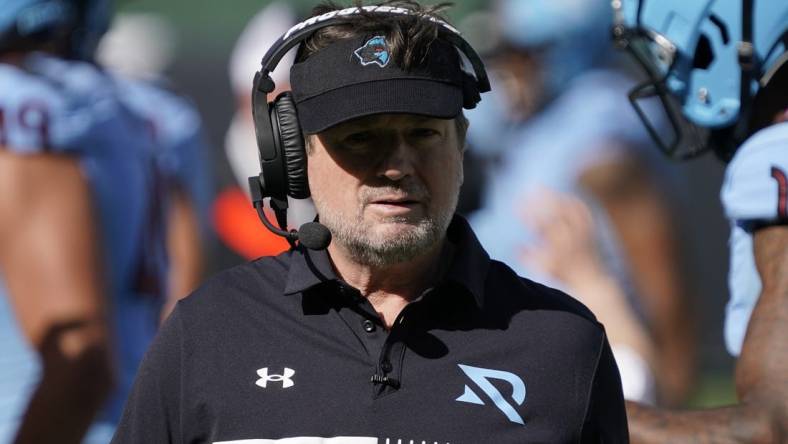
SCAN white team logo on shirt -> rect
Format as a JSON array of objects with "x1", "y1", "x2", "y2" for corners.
[
  {"x1": 455, "y1": 364, "x2": 526, "y2": 425},
  {"x1": 256, "y1": 367, "x2": 295, "y2": 388}
]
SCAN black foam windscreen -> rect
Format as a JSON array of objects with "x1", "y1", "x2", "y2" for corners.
[{"x1": 297, "y1": 222, "x2": 332, "y2": 250}]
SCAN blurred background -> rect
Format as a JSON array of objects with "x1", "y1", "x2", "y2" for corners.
[{"x1": 110, "y1": 0, "x2": 734, "y2": 408}]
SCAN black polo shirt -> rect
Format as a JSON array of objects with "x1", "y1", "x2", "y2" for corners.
[{"x1": 112, "y1": 216, "x2": 628, "y2": 444}]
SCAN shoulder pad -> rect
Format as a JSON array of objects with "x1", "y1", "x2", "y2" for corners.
[{"x1": 721, "y1": 122, "x2": 788, "y2": 227}]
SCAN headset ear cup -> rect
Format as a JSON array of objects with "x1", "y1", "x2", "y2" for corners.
[
  {"x1": 273, "y1": 92, "x2": 310, "y2": 199},
  {"x1": 461, "y1": 72, "x2": 481, "y2": 109}
]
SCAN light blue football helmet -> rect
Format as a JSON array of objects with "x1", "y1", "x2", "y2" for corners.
[
  {"x1": 0, "y1": 0, "x2": 111, "y2": 60},
  {"x1": 612, "y1": 0, "x2": 788, "y2": 159},
  {"x1": 497, "y1": 0, "x2": 613, "y2": 95},
  {"x1": 0, "y1": 0, "x2": 75, "y2": 45}
]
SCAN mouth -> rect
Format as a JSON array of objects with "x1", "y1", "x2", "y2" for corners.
[
  {"x1": 366, "y1": 195, "x2": 423, "y2": 215},
  {"x1": 369, "y1": 195, "x2": 421, "y2": 206}
]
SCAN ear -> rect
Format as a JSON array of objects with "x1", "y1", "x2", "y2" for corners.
[
  {"x1": 458, "y1": 147, "x2": 465, "y2": 187},
  {"x1": 461, "y1": 120, "x2": 470, "y2": 153}
]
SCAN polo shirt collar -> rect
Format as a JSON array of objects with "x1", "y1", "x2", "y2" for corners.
[
  {"x1": 283, "y1": 215, "x2": 490, "y2": 307},
  {"x1": 283, "y1": 243, "x2": 339, "y2": 296},
  {"x1": 443, "y1": 215, "x2": 490, "y2": 308}
]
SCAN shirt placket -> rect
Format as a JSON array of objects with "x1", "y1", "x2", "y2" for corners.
[{"x1": 334, "y1": 284, "x2": 428, "y2": 399}]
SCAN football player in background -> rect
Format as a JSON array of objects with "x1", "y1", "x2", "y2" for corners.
[
  {"x1": 0, "y1": 1, "x2": 167, "y2": 442},
  {"x1": 465, "y1": 0, "x2": 694, "y2": 405},
  {"x1": 613, "y1": 0, "x2": 788, "y2": 441},
  {"x1": 96, "y1": 12, "x2": 214, "y2": 320}
]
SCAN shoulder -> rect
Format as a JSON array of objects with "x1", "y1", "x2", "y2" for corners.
[
  {"x1": 0, "y1": 60, "x2": 62, "y2": 101},
  {"x1": 721, "y1": 122, "x2": 788, "y2": 224},
  {"x1": 0, "y1": 60, "x2": 66, "y2": 153},
  {"x1": 112, "y1": 75, "x2": 202, "y2": 146},
  {"x1": 175, "y1": 252, "x2": 295, "y2": 321},
  {"x1": 26, "y1": 55, "x2": 117, "y2": 106},
  {"x1": 478, "y1": 260, "x2": 609, "y2": 372},
  {"x1": 0, "y1": 55, "x2": 129, "y2": 155},
  {"x1": 484, "y1": 259, "x2": 601, "y2": 328},
  {"x1": 167, "y1": 251, "x2": 300, "y2": 359}
]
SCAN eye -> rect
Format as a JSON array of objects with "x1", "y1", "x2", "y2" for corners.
[
  {"x1": 409, "y1": 128, "x2": 440, "y2": 139},
  {"x1": 343, "y1": 131, "x2": 374, "y2": 147}
]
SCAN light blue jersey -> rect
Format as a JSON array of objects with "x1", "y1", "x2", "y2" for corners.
[
  {"x1": 467, "y1": 69, "x2": 666, "y2": 309},
  {"x1": 111, "y1": 76, "x2": 213, "y2": 228},
  {"x1": 0, "y1": 53, "x2": 166, "y2": 443},
  {"x1": 721, "y1": 121, "x2": 788, "y2": 356}
]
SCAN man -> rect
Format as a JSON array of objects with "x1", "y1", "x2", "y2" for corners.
[
  {"x1": 0, "y1": 1, "x2": 167, "y2": 442},
  {"x1": 112, "y1": 2, "x2": 628, "y2": 443},
  {"x1": 612, "y1": 0, "x2": 788, "y2": 442}
]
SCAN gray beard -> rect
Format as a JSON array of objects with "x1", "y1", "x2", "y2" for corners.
[
  {"x1": 328, "y1": 214, "x2": 447, "y2": 267},
  {"x1": 315, "y1": 185, "x2": 458, "y2": 268}
]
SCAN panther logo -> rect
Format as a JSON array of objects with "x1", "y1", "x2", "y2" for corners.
[{"x1": 354, "y1": 36, "x2": 390, "y2": 68}]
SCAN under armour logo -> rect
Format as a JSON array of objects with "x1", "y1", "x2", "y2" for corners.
[
  {"x1": 256, "y1": 367, "x2": 295, "y2": 389},
  {"x1": 455, "y1": 364, "x2": 526, "y2": 425}
]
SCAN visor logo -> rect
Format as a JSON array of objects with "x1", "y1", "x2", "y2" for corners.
[
  {"x1": 354, "y1": 36, "x2": 390, "y2": 68},
  {"x1": 456, "y1": 364, "x2": 526, "y2": 425}
]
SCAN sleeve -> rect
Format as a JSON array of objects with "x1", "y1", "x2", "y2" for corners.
[
  {"x1": 111, "y1": 305, "x2": 185, "y2": 444},
  {"x1": 0, "y1": 78, "x2": 64, "y2": 153},
  {"x1": 721, "y1": 124, "x2": 788, "y2": 229},
  {"x1": 1, "y1": 56, "x2": 118, "y2": 156},
  {"x1": 580, "y1": 334, "x2": 630, "y2": 443}
]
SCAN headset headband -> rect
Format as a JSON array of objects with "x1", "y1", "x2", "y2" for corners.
[{"x1": 254, "y1": 5, "x2": 490, "y2": 94}]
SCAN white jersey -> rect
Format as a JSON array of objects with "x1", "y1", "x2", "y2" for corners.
[
  {"x1": 721, "y1": 121, "x2": 788, "y2": 356},
  {"x1": 0, "y1": 53, "x2": 165, "y2": 443}
]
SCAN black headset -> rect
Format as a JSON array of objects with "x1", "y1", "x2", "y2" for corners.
[{"x1": 248, "y1": 5, "x2": 491, "y2": 249}]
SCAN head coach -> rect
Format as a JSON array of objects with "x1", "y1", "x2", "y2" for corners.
[{"x1": 112, "y1": 2, "x2": 628, "y2": 443}]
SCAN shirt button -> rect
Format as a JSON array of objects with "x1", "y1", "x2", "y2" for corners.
[
  {"x1": 381, "y1": 360, "x2": 393, "y2": 373},
  {"x1": 362, "y1": 319, "x2": 375, "y2": 333}
]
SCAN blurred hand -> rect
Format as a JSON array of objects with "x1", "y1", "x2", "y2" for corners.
[{"x1": 518, "y1": 188, "x2": 607, "y2": 300}]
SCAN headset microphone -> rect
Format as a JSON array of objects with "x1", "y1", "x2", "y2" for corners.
[
  {"x1": 297, "y1": 221, "x2": 332, "y2": 250},
  {"x1": 248, "y1": 177, "x2": 331, "y2": 250}
]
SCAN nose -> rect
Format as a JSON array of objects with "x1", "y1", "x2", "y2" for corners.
[{"x1": 378, "y1": 134, "x2": 416, "y2": 181}]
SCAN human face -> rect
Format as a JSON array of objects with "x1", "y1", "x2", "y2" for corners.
[
  {"x1": 307, "y1": 114, "x2": 465, "y2": 267},
  {"x1": 490, "y1": 49, "x2": 545, "y2": 121}
]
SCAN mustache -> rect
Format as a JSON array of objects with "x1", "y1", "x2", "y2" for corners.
[{"x1": 360, "y1": 179, "x2": 429, "y2": 204}]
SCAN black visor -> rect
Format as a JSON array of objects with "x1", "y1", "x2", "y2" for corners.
[{"x1": 290, "y1": 35, "x2": 470, "y2": 133}]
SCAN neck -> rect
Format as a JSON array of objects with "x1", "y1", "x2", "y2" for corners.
[{"x1": 328, "y1": 238, "x2": 446, "y2": 328}]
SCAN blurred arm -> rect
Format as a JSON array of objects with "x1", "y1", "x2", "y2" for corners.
[
  {"x1": 519, "y1": 190, "x2": 657, "y2": 402},
  {"x1": 161, "y1": 185, "x2": 203, "y2": 322},
  {"x1": 579, "y1": 152, "x2": 695, "y2": 405},
  {"x1": 0, "y1": 152, "x2": 115, "y2": 444},
  {"x1": 626, "y1": 224, "x2": 787, "y2": 443}
]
